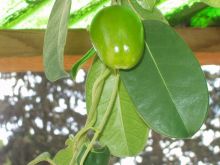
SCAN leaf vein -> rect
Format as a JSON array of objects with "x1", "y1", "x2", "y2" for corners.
[{"x1": 145, "y1": 41, "x2": 189, "y2": 134}]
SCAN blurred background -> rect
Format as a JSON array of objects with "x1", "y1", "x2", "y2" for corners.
[{"x1": 0, "y1": 0, "x2": 220, "y2": 165}]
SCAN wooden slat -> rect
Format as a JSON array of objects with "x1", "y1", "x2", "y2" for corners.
[
  {"x1": 0, "y1": 28, "x2": 219, "y2": 72},
  {"x1": 0, "y1": 29, "x2": 92, "y2": 57},
  {"x1": 0, "y1": 55, "x2": 93, "y2": 72},
  {"x1": 176, "y1": 28, "x2": 220, "y2": 52}
]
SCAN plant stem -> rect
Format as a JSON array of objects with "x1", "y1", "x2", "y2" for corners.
[
  {"x1": 80, "y1": 73, "x2": 120, "y2": 165},
  {"x1": 86, "y1": 68, "x2": 111, "y2": 125},
  {"x1": 69, "y1": 67, "x2": 111, "y2": 165}
]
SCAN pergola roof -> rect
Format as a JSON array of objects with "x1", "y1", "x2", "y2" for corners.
[
  {"x1": 0, "y1": 0, "x2": 220, "y2": 29},
  {"x1": 0, "y1": 0, "x2": 219, "y2": 72}
]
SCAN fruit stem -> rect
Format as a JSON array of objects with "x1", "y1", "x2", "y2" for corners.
[
  {"x1": 86, "y1": 67, "x2": 111, "y2": 124},
  {"x1": 79, "y1": 73, "x2": 120, "y2": 165}
]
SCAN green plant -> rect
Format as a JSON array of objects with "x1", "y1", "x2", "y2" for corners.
[{"x1": 28, "y1": 0, "x2": 220, "y2": 165}]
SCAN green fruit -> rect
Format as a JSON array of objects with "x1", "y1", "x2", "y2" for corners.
[{"x1": 89, "y1": 5, "x2": 144, "y2": 69}]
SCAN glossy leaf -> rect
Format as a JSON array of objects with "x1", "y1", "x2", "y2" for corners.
[
  {"x1": 201, "y1": 0, "x2": 220, "y2": 7},
  {"x1": 71, "y1": 47, "x2": 96, "y2": 79},
  {"x1": 121, "y1": 0, "x2": 167, "y2": 23},
  {"x1": 43, "y1": 0, "x2": 71, "y2": 82},
  {"x1": 120, "y1": 20, "x2": 209, "y2": 138},
  {"x1": 86, "y1": 58, "x2": 149, "y2": 156},
  {"x1": 77, "y1": 145, "x2": 110, "y2": 165},
  {"x1": 27, "y1": 152, "x2": 54, "y2": 165}
]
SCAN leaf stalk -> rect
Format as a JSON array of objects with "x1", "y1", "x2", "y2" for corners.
[{"x1": 69, "y1": 67, "x2": 111, "y2": 165}]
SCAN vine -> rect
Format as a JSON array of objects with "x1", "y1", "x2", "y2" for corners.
[
  {"x1": 70, "y1": 67, "x2": 111, "y2": 164},
  {"x1": 80, "y1": 72, "x2": 120, "y2": 165}
]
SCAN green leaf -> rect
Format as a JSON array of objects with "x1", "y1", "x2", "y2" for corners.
[
  {"x1": 136, "y1": 0, "x2": 157, "y2": 10},
  {"x1": 53, "y1": 135, "x2": 74, "y2": 165},
  {"x1": 77, "y1": 145, "x2": 110, "y2": 165},
  {"x1": 120, "y1": 20, "x2": 209, "y2": 138},
  {"x1": 43, "y1": 0, "x2": 71, "y2": 82},
  {"x1": 28, "y1": 152, "x2": 55, "y2": 165},
  {"x1": 71, "y1": 48, "x2": 96, "y2": 80},
  {"x1": 201, "y1": 0, "x2": 220, "y2": 7},
  {"x1": 86, "y1": 58, "x2": 149, "y2": 157},
  {"x1": 121, "y1": 0, "x2": 168, "y2": 23}
]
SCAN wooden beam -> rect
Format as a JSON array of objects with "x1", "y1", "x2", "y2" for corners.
[
  {"x1": 0, "y1": 29, "x2": 91, "y2": 57},
  {"x1": 0, "y1": 55, "x2": 93, "y2": 72},
  {"x1": 176, "y1": 28, "x2": 220, "y2": 53},
  {"x1": 0, "y1": 28, "x2": 219, "y2": 72}
]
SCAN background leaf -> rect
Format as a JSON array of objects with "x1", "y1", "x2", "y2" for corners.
[
  {"x1": 28, "y1": 152, "x2": 54, "y2": 165},
  {"x1": 121, "y1": 0, "x2": 168, "y2": 23},
  {"x1": 86, "y1": 58, "x2": 149, "y2": 157},
  {"x1": 53, "y1": 135, "x2": 74, "y2": 165},
  {"x1": 201, "y1": 0, "x2": 220, "y2": 8},
  {"x1": 120, "y1": 20, "x2": 209, "y2": 138},
  {"x1": 43, "y1": 0, "x2": 71, "y2": 82},
  {"x1": 71, "y1": 48, "x2": 95, "y2": 80}
]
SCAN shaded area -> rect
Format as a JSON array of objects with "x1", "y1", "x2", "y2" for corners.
[
  {"x1": 0, "y1": 71, "x2": 87, "y2": 165},
  {"x1": 0, "y1": 66, "x2": 219, "y2": 165}
]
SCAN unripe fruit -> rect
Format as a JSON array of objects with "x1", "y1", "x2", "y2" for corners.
[{"x1": 90, "y1": 5, "x2": 144, "y2": 69}]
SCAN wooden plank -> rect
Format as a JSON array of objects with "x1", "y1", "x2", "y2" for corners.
[
  {"x1": 0, "y1": 53, "x2": 217, "y2": 72},
  {"x1": 0, "y1": 28, "x2": 219, "y2": 72},
  {"x1": 0, "y1": 29, "x2": 92, "y2": 57},
  {"x1": 0, "y1": 55, "x2": 93, "y2": 72},
  {"x1": 176, "y1": 28, "x2": 220, "y2": 52}
]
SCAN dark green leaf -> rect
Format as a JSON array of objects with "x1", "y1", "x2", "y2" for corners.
[
  {"x1": 43, "y1": 0, "x2": 71, "y2": 82},
  {"x1": 120, "y1": 20, "x2": 209, "y2": 138},
  {"x1": 28, "y1": 152, "x2": 55, "y2": 165},
  {"x1": 121, "y1": 0, "x2": 167, "y2": 23},
  {"x1": 86, "y1": 59, "x2": 149, "y2": 156},
  {"x1": 77, "y1": 145, "x2": 110, "y2": 165},
  {"x1": 71, "y1": 48, "x2": 96, "y2": 79}
]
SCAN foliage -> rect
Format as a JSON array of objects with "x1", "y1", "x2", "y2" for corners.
[
  {"x1": 43, "y1": 0, "x2": 71, "y2": 82},
  {"x1": 121, "y1": 20, "x2": 208, "y2": 138},
  {"x1": 86, "y1": 58, "x2": 149, "y2": 156},
  {"x1": 121, "y1": 0, "x2": 167, "y2": 23},
  {"x1": 71, "y1": 48, "x2": 96, "y2": 80},
  {"x1": 32, "y1": 0, "x2": 210, "y2": 165},
  {"x1": 190, "y1": 7, "x2": 220, "y2": 27}
]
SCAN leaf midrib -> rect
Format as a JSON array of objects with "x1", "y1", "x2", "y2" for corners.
[
  {"x1": 117, "y1": 90, "x2": 130, "y2": 155},
  {"x1": 57, "y1": 0, "x2": 70, "y2": 65},
  {"x1": 145, "y1": 41, "x2": 189, "y2": 134}
]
